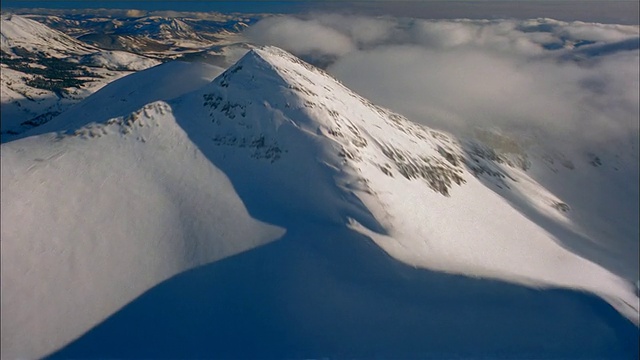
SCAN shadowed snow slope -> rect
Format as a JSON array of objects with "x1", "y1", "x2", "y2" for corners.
[
  {"x1": 1, "y1": 46, "x2": 638, "y2": 359},
  {"x1": 50, "y1": 224, "x2": 639, "y2": 359},
  {"x1": 0, "y1": 102, "x2": 284, "y2": 359}
]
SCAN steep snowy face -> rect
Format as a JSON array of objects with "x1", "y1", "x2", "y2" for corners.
[
  {"x1": 184, "y1": 46, "x2": 638, "y2": 323},
  {"x1": 182, "y1": 47, "x2": 467, "y2": 221},
  {"x1": 237, "y1": 47, "x2": 466, "y2": 194}
]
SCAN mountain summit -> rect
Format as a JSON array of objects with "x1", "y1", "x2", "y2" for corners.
[
  {"x1": 2, "y1": 46, "x2": 638, "y2": 359},
  {"x1": 174, "y1": 46, "x2": 638, "y2": 319},
  {"x1": 183, "y1": 46, "x2": 468, "y2": 226}
]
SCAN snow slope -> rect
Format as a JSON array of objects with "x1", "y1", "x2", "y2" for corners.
[
  {"x1": 1, "y1": 14, "x2": 95, "y2": 57},
  {"x1": 2, "y1": 46, "x2": 638, "y2": 358},
  {"x1": 76, "y1": 50, "x2": 161, "y2": 71},
  {"x1": 50, "y1": 223, "x2": 639, "y2": 359},
  {"x1": 1, "y1": 101, "x2": 284, "y2": 360},
  {"x1": 1, "y1": 60, "x2": 238, "y2": 360},
  {"x1": 523, "y1": 136, "x2": 640, "y2": 283}
]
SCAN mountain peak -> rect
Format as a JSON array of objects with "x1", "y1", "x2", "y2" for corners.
[
  {"x1": 173, "y1": 46, "x2": 639, "y2": 325},
  {"x1": 226, "y1": 45, "x2": 336, "y2": 85},
  {"x1": 200, "y1": 46, "x2": 466, "y2": 197},
  {"x1": 250, "y1": 45, "x2": 309, "y2": 63}
]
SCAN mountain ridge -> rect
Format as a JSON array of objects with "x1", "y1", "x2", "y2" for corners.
[{"x1": 1, "y1": 45, "x2": 638, "y2": 359}]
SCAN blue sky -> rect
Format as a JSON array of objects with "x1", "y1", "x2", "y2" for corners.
[
  {"x1": 1, "y1": 1, "x2": 310, "y2": 13},
  {"x1": 1, "y1": 0, "x2": 638, "y2": 23}
]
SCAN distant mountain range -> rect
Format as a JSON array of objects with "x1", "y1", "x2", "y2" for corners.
[
  {"x1": 1, "y1": 13, "x2": 255, "y2": 141},
  {"x1": 32, "y1": 12, "x2": 258, "y2": 56}
]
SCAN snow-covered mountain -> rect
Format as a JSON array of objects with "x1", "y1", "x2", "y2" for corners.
[
  {"x1": 0, "y1": 12, "x2": 258, "y2": 141},
  {"x1": 160, "y1": 46, "x2": 639, "y2": 321},
  {"x1": 1, "y1": 14, "x2": 161, "y2": 141},
  {"x1": 2, "y1": 46, "x2": 638, "y2": 359},
  {"x1": 0, "y1": 13, "x2": 95, "y2": 58},
  {"x1": 30, "y1": 11, "x2": 256, "y2": 41}
]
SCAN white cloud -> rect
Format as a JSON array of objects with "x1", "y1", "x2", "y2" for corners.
[
  {"x1": 124, "y1": 9, "x2": 147, "y2": 18},
  {"x1": 313, "y1": 14, "x2": 398, "y2": 47},
  {"x1": 411, "y1": 20, "x2": 477, "y2": 48},
  {"x1": 244, "y1": 16, "x2": 639, "y2": 152},
  {"x1": 244, "y1": 16, "x2": 355, "y2": 58},
  {"x1": 559, "y1": 22, "x2": 639, "y2": 43}
]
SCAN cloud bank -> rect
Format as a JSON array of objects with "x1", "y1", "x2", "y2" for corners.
[{"x1": 245, "y1": 15, "x2": 639, "y2": 153}]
